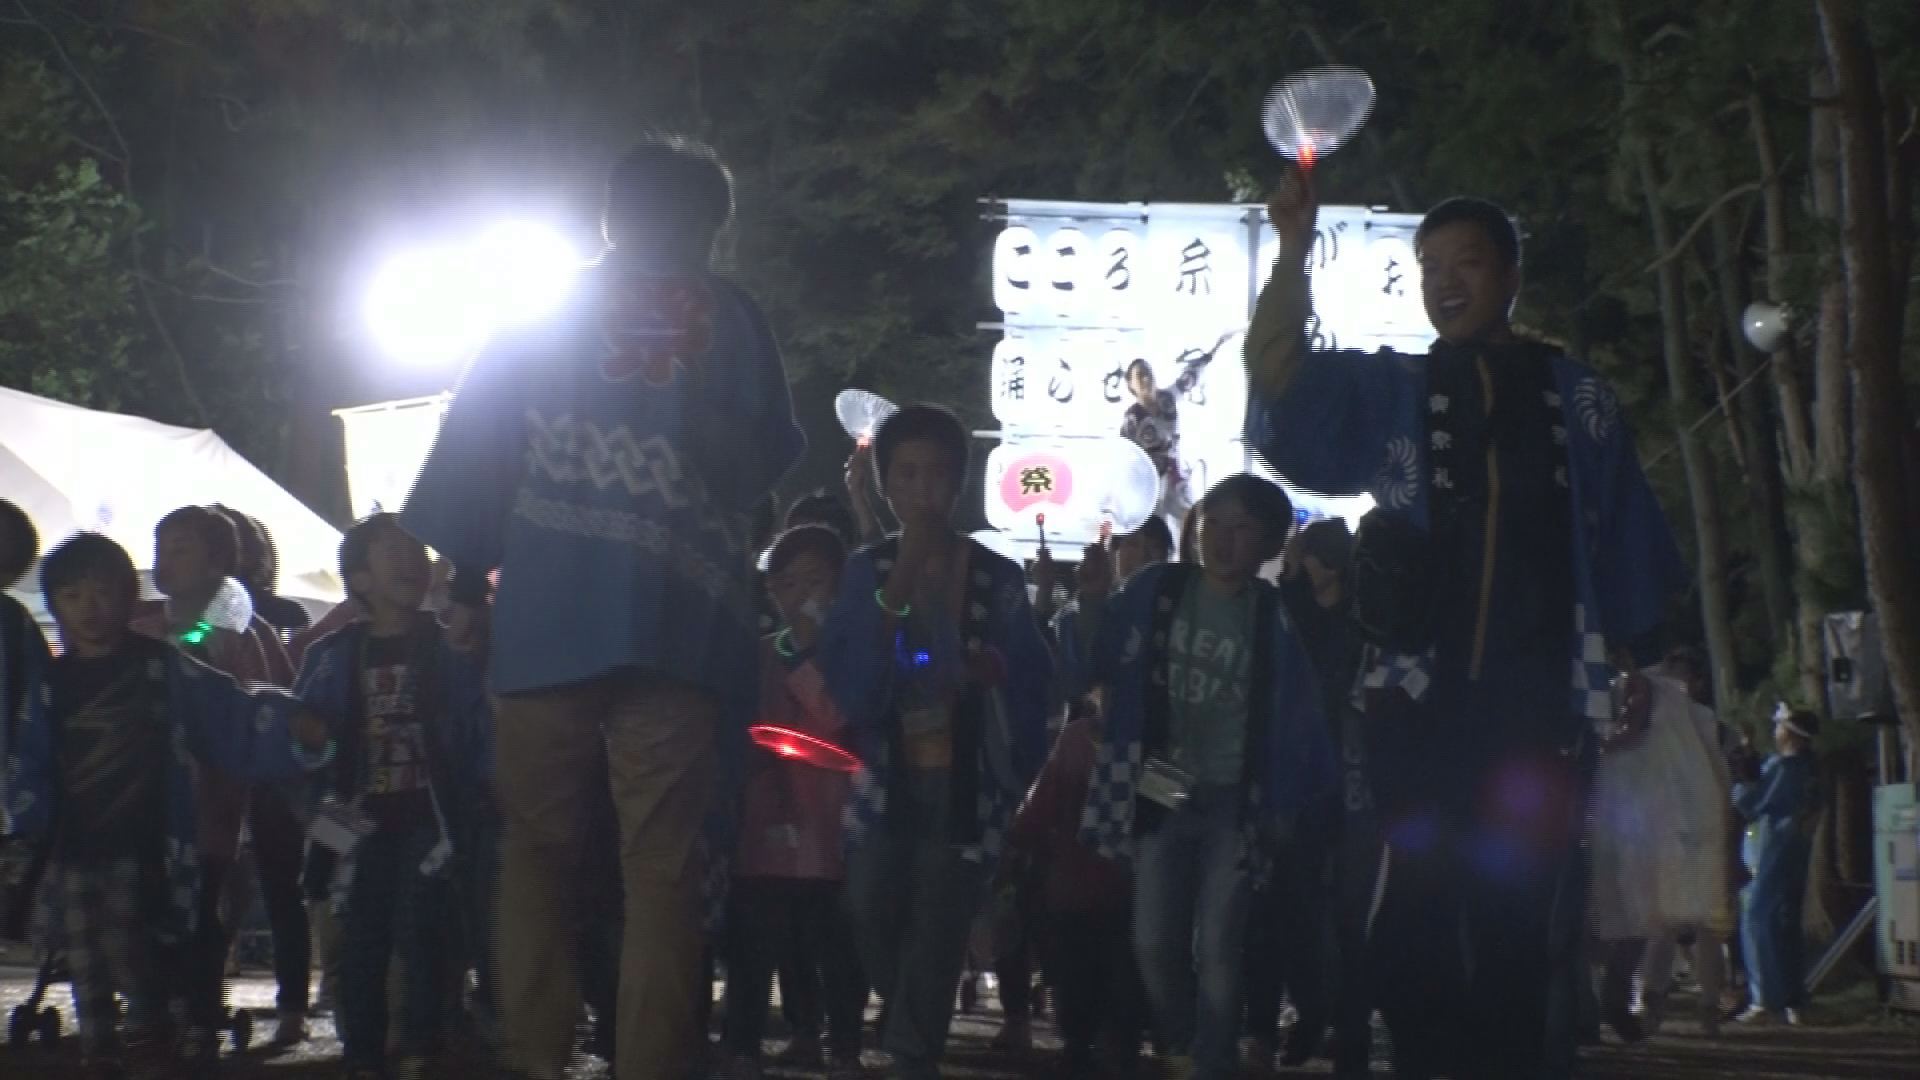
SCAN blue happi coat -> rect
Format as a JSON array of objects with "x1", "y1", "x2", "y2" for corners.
[
  {"x1": 1049, "y1": 597, "x2": 1110, "y2": 707},
  {"x1": 7, "y1": 635, "x2": 324, "y2": 944},
  {"x1": 399, "y1": 261, "x2": 803, "y2": 718},
  {"x1": 1074, "y1": 564, "x2": 1336, "y2": 865},
  {"x1": 1244, "y1": 346, "x2": 1686, "y2": 724},
  {"x1": 820, "y1": 538, "x2": 1053, "y2": 866},
  {"x1": 399, "y1": 264, "x2": 803, "y2": 867},
  {"x1": 1, "y1": 596, "x2": 50, "y2": 837},
  {"x1": 291, "y1": 616, "x2": 493, "y2": 901}
]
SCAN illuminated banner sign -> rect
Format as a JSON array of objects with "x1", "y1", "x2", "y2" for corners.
[
  {"x1": 333, "y1": 395, "x2": 450, "y2": 521},
  {"x1": 983, "y1": 199, "x2": 1415, "y2": 547}
]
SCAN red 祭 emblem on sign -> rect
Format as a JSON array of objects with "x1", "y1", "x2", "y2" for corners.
[
  {"x1": 1000, "y1": 452, "x2": 1074, "y2": 514},
  {"x1": 600, "y1": 277, "x2": 716, "y2": 386}
]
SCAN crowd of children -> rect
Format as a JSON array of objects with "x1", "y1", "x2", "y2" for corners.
[{"x1": 0, "y1": 134, "x2": 1807, "y2": 1080}]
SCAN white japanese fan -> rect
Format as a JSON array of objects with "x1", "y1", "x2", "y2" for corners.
[
  {"x1": 834, "y1": 389, "x2": 899, "y2": 447},
  {"x1": 1099, "y1": 439, "x2": 1163, "y2": 536},
  {"x1": 1262, "y1": 65, "x2": 1376, "y2": 169}
]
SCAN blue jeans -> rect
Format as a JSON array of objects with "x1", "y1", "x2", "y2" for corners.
[
  {"x1": 341, "y1": 823, "x2": 449, "y2": 1067},
  {"x1": 845, "y1": 768, "x2": 988, "y2": 1080},
  {"x1": 1741, "y1": 839, "x2": 1810, "y2": 1011},
  {"x1": 1133, "y1": 785, "x2": 1250, "y2": 1080}
]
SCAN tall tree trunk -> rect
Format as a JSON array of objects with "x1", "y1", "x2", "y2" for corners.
[
  {"x1": 1638, "y1": 146, "x2": 1740, "y2": 715},
  {"x1": 1750, "y1": 93, "x2": 1816, "y2": 482},
  {"x1": 1816, "y1": 0, "x2": 1920, "y2": 752},
  {"x1": 1709, "y1": 203, "x2": 1793, "y2": 650},
  {"x1": 1752, "y1": 90, "x2": 1833, "y2": 711},
  {"x1": 1809, "y1": 71, "x2": 1853, "y2": 490},
  {"x1": 1886, "y1": 90, "x2": 1915, "y2": 349},
  {"x1": 1791, "y1": 69, "x2": 1865, "y2": 717}
]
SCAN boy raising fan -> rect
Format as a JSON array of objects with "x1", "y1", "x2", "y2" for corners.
[
  {"x1": 294, "y1": 514, "x2": 492, "y2": 1080},
  {"x1": 7, "y1": 533, "x2": 332, "y2": 1080},
  {"x1": 820, "y1": 404, "x2": 1053, "y2": 1080}
]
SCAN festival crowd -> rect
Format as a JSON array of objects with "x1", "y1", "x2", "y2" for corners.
[{"x1": 0, "y1": 137, "x2": 1825, "y2": 1080}]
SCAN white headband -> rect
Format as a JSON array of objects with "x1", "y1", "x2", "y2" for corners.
[{"x1": 1774, "y1": 702, "x2": 1813, "y2": 740}]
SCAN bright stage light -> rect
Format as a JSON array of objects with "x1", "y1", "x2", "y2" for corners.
[
  {"x1": 362, "y1": 220, "x2": 582, "y2": 367},
  {"x1": 363, "y1": 248, "x2": 493, "y2": 368},
  {"x1": 470, "y1": 221, "x2": 581, "y2": 328}
]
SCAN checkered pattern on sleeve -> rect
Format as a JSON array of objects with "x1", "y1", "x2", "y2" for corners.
[
  {"x1": 1360, "y1": 647, "x2": 1433, "y2": 702},
  {"x1": 1079, "y1": 736, "x2": 1141, "y2": 862},
  {"x1": 1572, "y1": 603, "x2": 1613, "y2": 722}
]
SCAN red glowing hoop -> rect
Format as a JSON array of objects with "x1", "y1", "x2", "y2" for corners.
[{"x1": 748, "y1": 724, "x2": 863, "y2": 773}]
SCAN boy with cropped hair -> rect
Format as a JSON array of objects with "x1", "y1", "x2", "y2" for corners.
[
  {"x1": 294, "y1": 514, "x2": 491, "y2": 1080},
  {"x1": 1078, "y1": 473, "x2": 1334, "y2": 1080},
  {"x1": 10, "y1": 532, "x2": 330, "y2": 1079},
  {"x1": 820, "y1": 404, "x2": 1053, "y2": 1080}
]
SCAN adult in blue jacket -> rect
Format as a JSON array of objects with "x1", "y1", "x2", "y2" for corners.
[
  {"x1": 1732, "y1": 707, "x2": 1819, "y2": 1024},
  {"x1": 1245, "y1": 172, "x2": 1687, "y2": 1079},
  {"x1": 399, "y1": 137, "x2": 803, "y2": 1080}
]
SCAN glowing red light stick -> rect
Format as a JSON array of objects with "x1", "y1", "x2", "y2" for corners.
[{"x1": 748, "y1": 724, "x2": 863, "y2": 773}]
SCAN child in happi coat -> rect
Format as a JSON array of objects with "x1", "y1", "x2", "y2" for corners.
[
  {"x1": 293, "y1": 514, "x2": 491, "y2": 1080},
  {"x1": 9, "y1": 534, "x2": 331, "y2": 1079},
  {"x1": 132, "y1": 505, "x2": 298, "y2": 1064},
  {"x1": 820, "y1": 405, "x2": 1052, "y2": 1080},
  {"x1": 1078, "y1": 475, "x2": 1335, "y2": 1080},
  {"x1": 1, "y1": 500, "x2": 51, "y2": 840},
  {"x1": 719, "y1": 525, "x2": 866, "y2": 1080},
  {"x1": 205, "y1": 506, "x2": 316, "y2": 1046}
]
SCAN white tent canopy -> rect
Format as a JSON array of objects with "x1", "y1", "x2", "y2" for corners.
[{"x1": 0, "y1": 386, "x2": 345, "y2": 619}]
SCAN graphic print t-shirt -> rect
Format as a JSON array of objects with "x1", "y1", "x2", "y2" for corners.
[
  {"x1": 359, "y1": 633, "x2": 432, "y2": 828},
  {"x1": 50, "y1": 647, "x2": 168, "y2": 862},
  {"x1": 1165, "y1": 580, "x2": 1255, "y2": 787}
]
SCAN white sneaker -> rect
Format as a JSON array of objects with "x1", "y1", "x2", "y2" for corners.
[
  {"x1": 1783, "y1": 1007, "x2": 1802, "y2": 1026},
  {"x1": 1734, "y1": 1004, "x2": 1770, "y2": 1023}
]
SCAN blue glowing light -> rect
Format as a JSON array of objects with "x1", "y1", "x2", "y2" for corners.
[{"x1": 913, "y1": 650, "x2": 932, "y2": 667}]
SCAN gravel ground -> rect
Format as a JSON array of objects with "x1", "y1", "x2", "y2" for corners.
[{"x1": 2, "y1": 963, "x2": 1916, "y2": 1078}]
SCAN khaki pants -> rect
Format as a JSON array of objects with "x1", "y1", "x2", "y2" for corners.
[{"x1": 493, "y1": 672, "x2": 718, "y2": 1080}]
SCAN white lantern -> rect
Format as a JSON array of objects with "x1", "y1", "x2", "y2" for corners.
[
  {"x1": 991, "y1": 335, "x2": 1038, "y2": 427},
  {"x1": 1364, "y1": 232, "x2": 1425, "y2": 332},
  {"x1": 1096, "y1": 227, "x2": 1143, "y2": 322},
  {"x1": 1145, "y1": 212, "x2": 1249, "y2": 331},
  {"x1": 993, "y1": 226, "x2": 1040, "y2": 315},
  {"x1": 1043, "y1": 228, "x2": 1092, "y2": 318}
]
